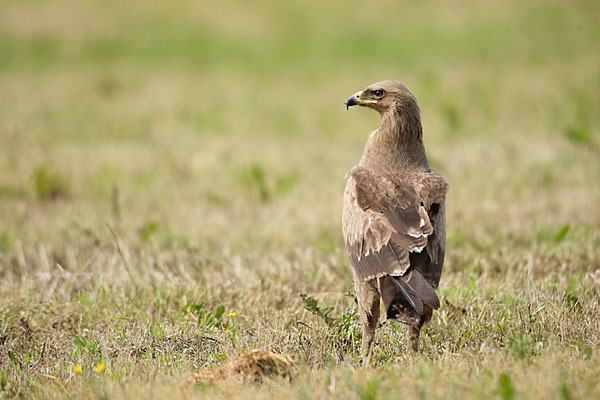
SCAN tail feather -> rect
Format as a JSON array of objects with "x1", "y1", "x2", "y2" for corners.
[
  {"x1": 390, "y1": 277, "x2": 423, "y2": 315},
  {"x1": 405, "y1": 269, "x2": 440, "y2": 310},
  {"x1": 379, "y1": 269, "x2": 439, "y2": 324}
]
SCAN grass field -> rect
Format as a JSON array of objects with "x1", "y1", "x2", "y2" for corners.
[{"x1": 1, "y1": 0, "x2": 599, "y2": 398}]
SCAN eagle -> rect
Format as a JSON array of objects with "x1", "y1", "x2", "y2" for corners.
[{"x1": 342, "y1": 80, "x2": 449, "y2": 361}]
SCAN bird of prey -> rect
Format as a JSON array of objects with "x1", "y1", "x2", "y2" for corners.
[{"x1": 342, "y1": 80, "x2": 449, "y2": 361}]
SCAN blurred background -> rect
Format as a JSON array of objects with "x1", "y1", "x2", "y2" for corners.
[
  {"x1": 0, "y1": 0, "x2": 598, "y2": 270},
  {"x1": 0, "y1": 1, "x2": 599, "y2": 397}
]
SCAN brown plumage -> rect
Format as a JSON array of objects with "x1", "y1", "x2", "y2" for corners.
[{"x1": 342, "y1": 80, "x2": 449, "y2": 361}]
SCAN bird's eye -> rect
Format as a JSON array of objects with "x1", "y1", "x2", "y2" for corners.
[{"x1": 373, "y1": 90, "x2": 384, "y2": 97}]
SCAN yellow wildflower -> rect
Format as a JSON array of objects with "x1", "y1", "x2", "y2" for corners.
[
  {"x1": 95, "y1": 363, "x2": 105, "y2": 373},
  {"x1": 227, "y1": 312, "x2": 236, "y2": 318},
  {"x1": 224, "y1": 329, "x2": 230, "y2": 333},
  {"x1": 73, "y1": 365, "x2": 82, "y2": 374}
]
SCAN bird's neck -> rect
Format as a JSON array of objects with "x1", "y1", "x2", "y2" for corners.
[{"x1": 360, "y1": 107, "x2": 429, "y2": 173}]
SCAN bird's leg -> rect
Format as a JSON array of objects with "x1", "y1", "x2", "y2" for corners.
[
  {"x1": 408, "y1": 305, "x2": 433, "y2": 352},
  {"x1": 408, "y1": 325, "x2": 421, "y2": 352},
  {"x1": 355, "y1": 278, "x2": 380, "y2": 365}
]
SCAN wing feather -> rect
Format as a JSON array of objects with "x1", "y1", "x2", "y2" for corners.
[{"x1": 343, "y1": 166, "x2": 448, "y2": 282}]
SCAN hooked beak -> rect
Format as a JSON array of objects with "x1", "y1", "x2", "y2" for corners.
[
  {"x1": 345, "y1": 91, "x2": 361, "y2": 110},
  {"x1": 345, "y1": 90, "x2": 377, "y2": 110}
]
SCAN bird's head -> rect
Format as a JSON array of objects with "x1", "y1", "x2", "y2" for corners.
[{"x1": 345, "y1": 80, "x2": 418, "y2": 116}]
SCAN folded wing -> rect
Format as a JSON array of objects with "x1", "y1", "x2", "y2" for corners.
[{"x1": 342, "y1": 166, "x2": 449, "y2": 316}]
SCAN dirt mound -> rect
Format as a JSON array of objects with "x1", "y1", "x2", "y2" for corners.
[{"x1": 192, "y1": 349, "x2": 296, "y2": 384}]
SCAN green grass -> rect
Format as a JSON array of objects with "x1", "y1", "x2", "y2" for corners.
[{"x1": 0, "y1": 0, "x2": 599, "y2": 398}]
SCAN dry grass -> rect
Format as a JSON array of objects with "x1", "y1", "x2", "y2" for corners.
[{"x1": 0, "y1": 0, "x2": 599, "y2": 398}]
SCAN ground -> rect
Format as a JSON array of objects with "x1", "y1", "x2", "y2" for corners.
[{"x1": 0, "y1": 0, "x2": 599, "y2": 398}]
